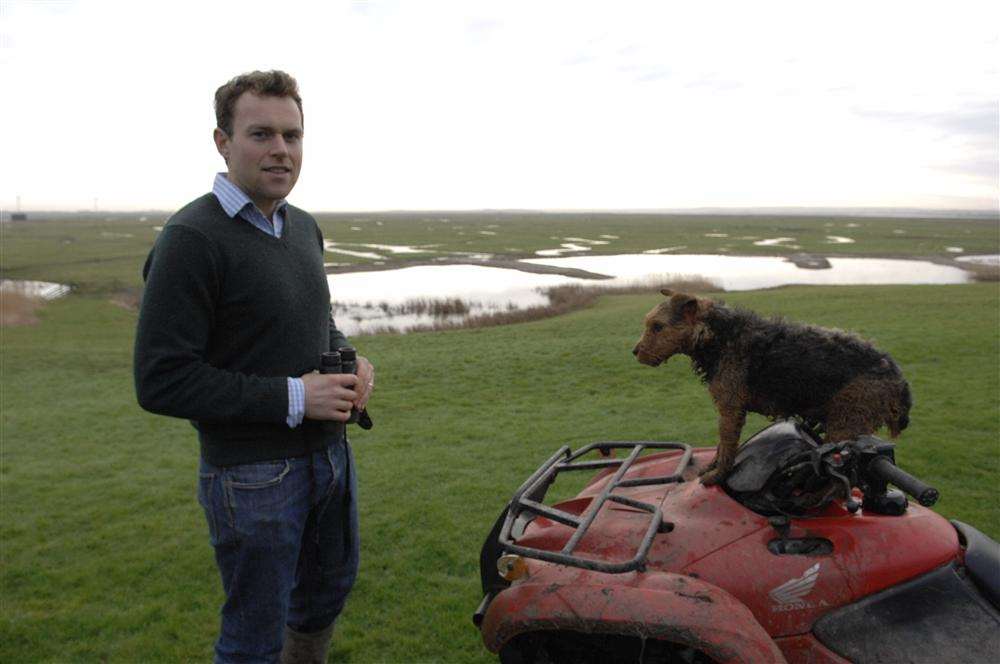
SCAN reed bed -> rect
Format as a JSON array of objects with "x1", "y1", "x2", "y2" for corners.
[{"x1": 966, "y1": 262, "x2": 1000, "y2": 282}]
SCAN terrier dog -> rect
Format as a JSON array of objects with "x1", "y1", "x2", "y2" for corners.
[{"x1": 633, "y1": 289, "x2": 911, "y2": 485}]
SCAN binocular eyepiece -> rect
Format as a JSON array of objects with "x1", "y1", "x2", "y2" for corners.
[{"x1": 320, "y1": 348, "x2": 373, "y2": 429}]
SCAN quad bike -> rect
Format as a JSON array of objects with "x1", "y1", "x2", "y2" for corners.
[{"x1": 473, "y1": 421, "x2": 1000, "y2": 663}]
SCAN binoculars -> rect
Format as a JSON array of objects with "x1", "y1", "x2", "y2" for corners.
[{"x1": 320, "y1": 347, "x2": 373, "y2": 430}]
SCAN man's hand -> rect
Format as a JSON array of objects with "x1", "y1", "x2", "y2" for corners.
[
  {"x1": 300, "y1": 372, "x2": 358, "y2": 421},
  {"x1": 355, "y1": 356, "x2": 375, "y2": 410}
]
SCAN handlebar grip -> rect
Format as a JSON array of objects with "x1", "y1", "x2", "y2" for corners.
[{"x1": 869, "y1": 456, "x2": 939, "y2": 506}]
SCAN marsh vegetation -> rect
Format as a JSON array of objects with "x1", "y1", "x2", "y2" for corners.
[{"x1": 1, "y1": 210, "x2": 997, "y2": 662}]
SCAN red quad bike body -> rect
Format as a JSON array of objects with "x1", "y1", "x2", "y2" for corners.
[{"x1": 473, "y1": 422, "x2": 1000, "y2": 663}]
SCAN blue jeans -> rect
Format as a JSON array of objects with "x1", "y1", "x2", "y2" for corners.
[{"x1": 197, "y1": 440, "x2": 359, "y2": 664}]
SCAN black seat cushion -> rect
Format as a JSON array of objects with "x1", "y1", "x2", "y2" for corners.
[{"x1": 952, "y1": 520, "x2": 1000, "y2": 610}]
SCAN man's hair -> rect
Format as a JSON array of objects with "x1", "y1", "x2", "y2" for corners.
[{"x1": 214, "y1": 70, "x2": 303, "y2": 136}]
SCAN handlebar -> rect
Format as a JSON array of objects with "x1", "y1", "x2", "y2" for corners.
[{"x1": 868, "y1": 456, "x2": 939, "y2": 507}]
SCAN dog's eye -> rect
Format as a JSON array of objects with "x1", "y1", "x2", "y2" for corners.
[{"x1": 651, "y1": 322, "x2": 664, "y2": 332}]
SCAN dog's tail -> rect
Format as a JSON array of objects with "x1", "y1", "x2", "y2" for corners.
[{"x1": 887, "y1": 380, "x2": 912, "y2": 437}]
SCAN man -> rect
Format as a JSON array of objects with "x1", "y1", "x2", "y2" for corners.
[{"x1": 134, "y1": 70, "x2": 373, "y2": 663}]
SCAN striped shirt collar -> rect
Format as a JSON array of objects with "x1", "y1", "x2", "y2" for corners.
[{"x1": 212, "y1": 173, "x2": 288, "y2": 237}]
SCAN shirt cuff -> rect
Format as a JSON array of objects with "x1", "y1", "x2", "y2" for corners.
[{"x1": 286, "y1": 377, "x2": 305, "y2": 428}]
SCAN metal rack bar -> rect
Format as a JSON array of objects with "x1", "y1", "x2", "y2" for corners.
[
  {"x1": 555, "y1": 458, "x2": 625, "y2": 472},
  {"x1": 498, "y1": 441, "x2": 692, "y2": 574},
  {"x1": 517, "y1": 499, "x2": 583, "y2": 529},
  {"x1": 561, "y1": 444, "x2": 646, "y2": 555}
]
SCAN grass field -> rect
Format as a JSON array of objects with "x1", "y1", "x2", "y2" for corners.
[
  {"x1": 2, "y1": 280, "x2": 998, "y2": 662},
  {"x1": 2, "y1": 211, "x2": 997, "y2": 294}
]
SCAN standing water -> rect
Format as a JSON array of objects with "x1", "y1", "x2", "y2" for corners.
[{"x1": 329, "y1": 254, "x2": 971, "y2": 335}]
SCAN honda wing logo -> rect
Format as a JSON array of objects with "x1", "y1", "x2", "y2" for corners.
[{"x1": 769, "y1": 563, "x2": 825, "y2": 612}]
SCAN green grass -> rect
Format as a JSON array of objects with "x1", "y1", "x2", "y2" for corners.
[
  {"x1": 2, "y1": 211, "x2": 996, "y2": 294},
  {"x1": 2, "y1": 283, "x2": 998, "y2": 662},
  {"x1": 314, "y1": 211, "x2": 1000, "y2": 265}
]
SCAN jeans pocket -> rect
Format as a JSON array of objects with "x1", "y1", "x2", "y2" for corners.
[
  {"x1": 222, "y1": 460, "x2": 294, "y2": 532},
  {"x1": 226, "y1": 459, "x2": 291, "y2": 489}
]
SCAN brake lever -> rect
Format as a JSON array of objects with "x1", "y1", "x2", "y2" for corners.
[
  {"x1": 817, "y1": 443, "x2": 860, "y2": 513},
  {"x1": 826, "y1": 465, "x2": 860, "y2": 513}
]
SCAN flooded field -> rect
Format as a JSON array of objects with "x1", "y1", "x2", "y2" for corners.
[
  {"x1": 2, "y1": 211, "x2": 994, "y2": 335},
  {"x1": 330, "y1": 253, "x2": 976, "y2": 335},
  {"x1": 330, "y1": 264, "x2": 563, "y2": 334},
  {"x1": 0, "y1": 279, "x2": 72, "y2": 300},
  {"x1": 3, "y1": 210, "x2": 996, "y2": 291},
  {"x1": 522, "y1": 254, "x2": 971, "y2": 290},
  {"x1": 956, "y1": 254, "x2": 1000, "y2": 266},
  {"x1": 3, "y1": 247, "x2": 988, "y2": 336}
]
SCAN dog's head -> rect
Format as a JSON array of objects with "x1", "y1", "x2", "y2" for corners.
[{"x1": 632, "y1": 289, "x2": 713, "y2": 366}]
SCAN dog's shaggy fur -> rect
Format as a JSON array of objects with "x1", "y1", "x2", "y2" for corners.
[{"x1": 633, "y1": 289, "x2": 911, "y2": 484}]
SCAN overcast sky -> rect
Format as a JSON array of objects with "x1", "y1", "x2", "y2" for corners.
[{"x1": 1, "y1": 0, "x2": 997, "y2": 212}]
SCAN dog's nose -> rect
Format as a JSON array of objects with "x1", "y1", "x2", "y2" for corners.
[{"x1": 631, "y1": 345, "x2": 639, "y2": 356}]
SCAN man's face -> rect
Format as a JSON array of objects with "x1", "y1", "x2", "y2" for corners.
[{"x1": 214, "y1": 92, "x2": 303, "y2": 217}]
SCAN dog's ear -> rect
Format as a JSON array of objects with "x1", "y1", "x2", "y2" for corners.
[
  {"x1": 660, "y1": 288, "x2": 674, "y2": 298},
  {"x1": 669, "y1": 292, "x2": 700, "y2": 323},
  {"x1": 680, "y1": 297, "x2": 699, "y2": 323}
]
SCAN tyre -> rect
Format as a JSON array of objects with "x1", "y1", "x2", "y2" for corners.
[{"x1": 499, "y1": 631, "x2": 714, "y2": 664}]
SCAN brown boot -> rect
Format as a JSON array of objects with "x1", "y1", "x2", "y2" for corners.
[{"x1": 280, "y1": 624, "x2": 334, "y2": 664}]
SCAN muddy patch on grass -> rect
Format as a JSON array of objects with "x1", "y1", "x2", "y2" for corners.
[
  {"x1": 110, "y1": 287, "x2": 143, "y2": 311},
  {"x1": 786, "y1": 254, "x2": 832, "y2": 269},
  {"x1": 0, "y1": 280, "x2": 70, "y2": 325},
  {"x1": 1, "y1": 291, "x2": 44, "y2": 326}
]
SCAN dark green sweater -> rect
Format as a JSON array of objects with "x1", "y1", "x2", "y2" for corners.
[{"x1": 134, "y1": 194, "x2": 349, "y2": 466}]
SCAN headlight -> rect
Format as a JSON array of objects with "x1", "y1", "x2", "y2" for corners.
[{"x1": 497, "y1": 554, "x2": 528, "y2": 581}]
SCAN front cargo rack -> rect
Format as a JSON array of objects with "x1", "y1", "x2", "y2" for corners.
[{"x1": 498, "y1": 441, "x2": 693, "y2": 573}]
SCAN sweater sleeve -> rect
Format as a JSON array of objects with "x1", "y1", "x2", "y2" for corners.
[{"x1": 133, "y1": 224, "x2": 288, "y2": 423}]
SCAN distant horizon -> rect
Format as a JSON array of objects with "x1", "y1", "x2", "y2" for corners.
[{"x1": 5, "y1": 204, "x2": 997, "y2": 220}]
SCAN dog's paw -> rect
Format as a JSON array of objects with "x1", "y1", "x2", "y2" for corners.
[
  {"x1": 699, "y1": 467, "x2": 725, "y2": 485},
  {"x1": 698, "y1": 454, "x2": 733, "y2": 485},
  {"x1": 697, "y1": 460, "x2": 720, "y2": 485}
]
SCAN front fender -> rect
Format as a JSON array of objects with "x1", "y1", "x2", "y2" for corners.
[{"x1": 480, "y1": 570, "x2": 785, "y2": 664}]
